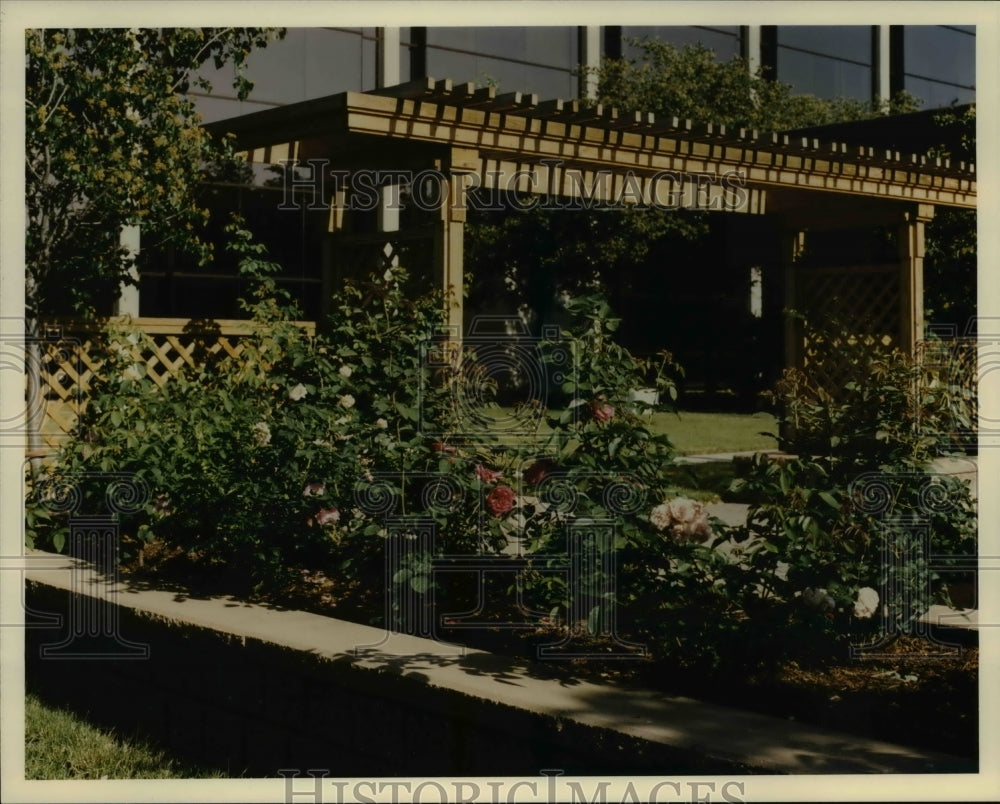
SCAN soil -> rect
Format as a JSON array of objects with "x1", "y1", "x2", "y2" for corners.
[{"x1": 119, "y1": 541, "x2": 978, "y2": 761}]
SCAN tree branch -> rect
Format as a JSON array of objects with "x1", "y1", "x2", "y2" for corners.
[{"x1": 170, "y1": 27, "x2": 236, "y2": 94}]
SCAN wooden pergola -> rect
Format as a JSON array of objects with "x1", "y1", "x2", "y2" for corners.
[{"x1": 209, "y1": 78, "x2": 976, "y2": 379}]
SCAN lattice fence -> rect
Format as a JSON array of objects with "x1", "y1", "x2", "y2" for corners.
[
  {"x1": 796, "y1": 264, "x2": 901, "y2": 394},
  {"x1": 35, "y1": 317, "x2": 314, "y2": 449}
]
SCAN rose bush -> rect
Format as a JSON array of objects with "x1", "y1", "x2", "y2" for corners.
[{"x1": 26, "y1": 242, "x2": 973, "y2": 676}]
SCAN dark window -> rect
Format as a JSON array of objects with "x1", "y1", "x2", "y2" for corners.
[
  {"x1": 775, "y1": 26, "x2": 873, "y2": 101},
  {"x1": 139, "y1": 177, "x2": 326, "y2": 320},
  {"x1": 902, "y1": 26, "x2": 975, "y2": 107},
  {"x1": 423, "y1": 27, "x2": 577, "y2": 97}
]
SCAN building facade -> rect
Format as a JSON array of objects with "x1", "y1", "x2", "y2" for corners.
[{"x1": 191, "y1": 26, "x2": 976, "y2": 125}]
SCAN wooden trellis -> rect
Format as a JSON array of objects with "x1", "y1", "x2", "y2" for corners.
[
  {"x1": 36, "y1": 317, "x2": 314, "y2": 448},
  {"x1": 796, "y1": 264, "x2": 901, "y2": 394}
]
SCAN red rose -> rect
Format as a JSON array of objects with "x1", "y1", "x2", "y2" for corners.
[
  {"x1": 475, "y1": 463, "x2": 503, "y2": 483},
  {"x1": 432, "y1": 441, "x2": 457, "y2": 454},
  {"x1": 591, "y1": 396, "x2": 615, "y2": 423},
  {"x1": 485, "y1": 484, "x2": 517, "y2": 517}
]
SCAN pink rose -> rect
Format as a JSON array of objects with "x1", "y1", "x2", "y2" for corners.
[
  {"x1": 689, "y1": 512, "x2": 713, "y2": 541},
  {"x1": 485, "y1": 485, "x2": 517, "y2": 517},
  {"x1": 475, "y1": 463, "x2": 503, "y2": 484},
  {"x1": 303, "y1": 482, "x2": 326, "y2": 497},
  {"x1": 314, "y1": 507, "x2": 340, "y2": 526},
  {"x1": 668, "y1": 497, "x2": 701, "y2": 525},
  {"x1": 591, "y1": 396, "x2": 615, "y2": 423}
]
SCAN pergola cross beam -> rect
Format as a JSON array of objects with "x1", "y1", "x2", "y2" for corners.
[{"x1": 209, "y1": 80, "x2": 975, "y2": 369}]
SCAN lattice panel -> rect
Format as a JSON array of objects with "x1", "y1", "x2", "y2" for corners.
[
  {"x1": 797, "y1": 265, "x2": 900, "y2": 395},
  {"x1": 35, "y1": 318, "x2": 310, "y2": 450}
]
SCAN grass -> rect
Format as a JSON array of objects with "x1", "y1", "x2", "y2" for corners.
[
  {"x1": 485, "y1": 406, "x2": 779, "y2": 456},
  {"x1": 24, "y1": 693, "x2": 229, "y2": 779},
  {"x1": 645, "y1": 410, "x2": 778, "y2": 455},
  {"x1": 475, "y1": 408, "x2": 778, "y2": 503}
]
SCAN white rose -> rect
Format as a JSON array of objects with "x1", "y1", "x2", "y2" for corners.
[
  {"x1": 339, "y1": 394, "x2": 355, "y2": 409},
  {"x1": 288, "y1": 383, "x2": 308, "y2": 401},
  {"x1": 854, "y1": 586, "x2": 879, "y2": 619},
  {"x1": 252, "y1": 421, "x2": 271, "y2": 446},
  {"x1": 376, "y1": 417, "x2": 389, "y2": 429},
  {"x1": 649, "y1": 503, "x2": 672, "y2": 531},
  {"x1": 339, "y1": 365, "x2": 353, "y2": 378},
  {"x1": 668, "y1": 497, "x2": 700, "y2": 524}
]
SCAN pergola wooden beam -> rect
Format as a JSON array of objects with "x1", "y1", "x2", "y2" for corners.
[
  {"x1": 213, "y1": 87, "x2": 974, "y2": 209},
  {"x1": 207, "y1": 80, "x2": 976, "y2": 369}
]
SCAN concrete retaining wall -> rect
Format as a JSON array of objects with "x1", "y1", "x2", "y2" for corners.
[{"x1": 24, "y1": 552, "x2": 975, "y2": 777}]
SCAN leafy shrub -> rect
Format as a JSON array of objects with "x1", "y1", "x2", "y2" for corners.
[
  {"x1": 27, "y1": 243, "x2": 975, "y2": 677},
  {"x1": 728, "y1": 333, "x2": 977, "y2": 657},
  {"x1": 27, "y1": 226, "x2": 462, "y2": 591}
]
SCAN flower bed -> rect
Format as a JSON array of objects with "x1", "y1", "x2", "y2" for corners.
[{"x1": 27, "y1": 246, "x2": 978, "y2": 762}]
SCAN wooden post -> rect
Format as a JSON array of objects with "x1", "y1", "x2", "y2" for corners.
[
  {"x1": 433, "y1": 154, "x2": 468, "y2": 347},
  {"x1": 782, "y1": 230, "x2": 806, "y2": 372},
  {"x1": 113, "y1": 225, "x2": 141, "y2": 317},
  {"x1": 320, "y1": 187, "x2": 347, "y2": 317},
  {"x1": 898, "y1": 204, "x2": 934, "y2": 354}
]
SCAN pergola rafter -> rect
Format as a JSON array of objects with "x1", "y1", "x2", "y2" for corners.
[{"x1": 209, "y1": 79, "x2": 976, "y2": 378}]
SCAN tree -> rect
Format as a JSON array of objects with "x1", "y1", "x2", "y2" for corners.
[
  {"x1": 24, "y1": 27, "x2": 284, "y2": 463},
  {"x1": 594, "y1": 38, "x2": 919, "y2": 131}
]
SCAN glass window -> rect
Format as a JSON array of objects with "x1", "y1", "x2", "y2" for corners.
[
  {"x1": 776, "y1": 48, "x2": 872, "y2": 101},
  {"x1": 903, "y1": 26, "x2": 975, "y2": 89},
  {"x1": 776, "y1": 26, "x2": 872, "y2": 64},
  {"x1": 774, "y1": 26, "x2": 873, "y2": 101},
  {"x1": 425, "y1": 49, "x2": 576, "y2": 98},
  {"x1": 426, "y1": 27, "x2": 577, "y2": 71},
  {"x1": 622, "y1": 26, "x2": 742, "y2": 60},
  {"x1": 140, "y1": 181, "x2": 326, "y2": 319},
  {"x1": 903, "y1": 75, "x2": 976, "y2": 108}
]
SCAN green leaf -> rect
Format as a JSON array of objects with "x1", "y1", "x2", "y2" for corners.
[
  {"x1": 587, "y1": 604, "x2": 602, "y2": 636},
  {"x1": 52, "y1": 531, "x2": 65, "y2": 553},
  {"x1": 818, "y1": 491, "x2": 840, "y2": 509},
  {"x1": 410, "y1": 575, "x2": 430, "y2": 594}
]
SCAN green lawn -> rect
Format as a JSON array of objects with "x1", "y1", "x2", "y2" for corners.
[
  {"x1": 485, "y1": 407, "x2": 779, "y2": 456},
  {"x1": 24, "y1": 693, "x2": 230, "y2": 779},
  {"x1": 646, "y1": 410, "x2": 779, "y2": 455}
]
